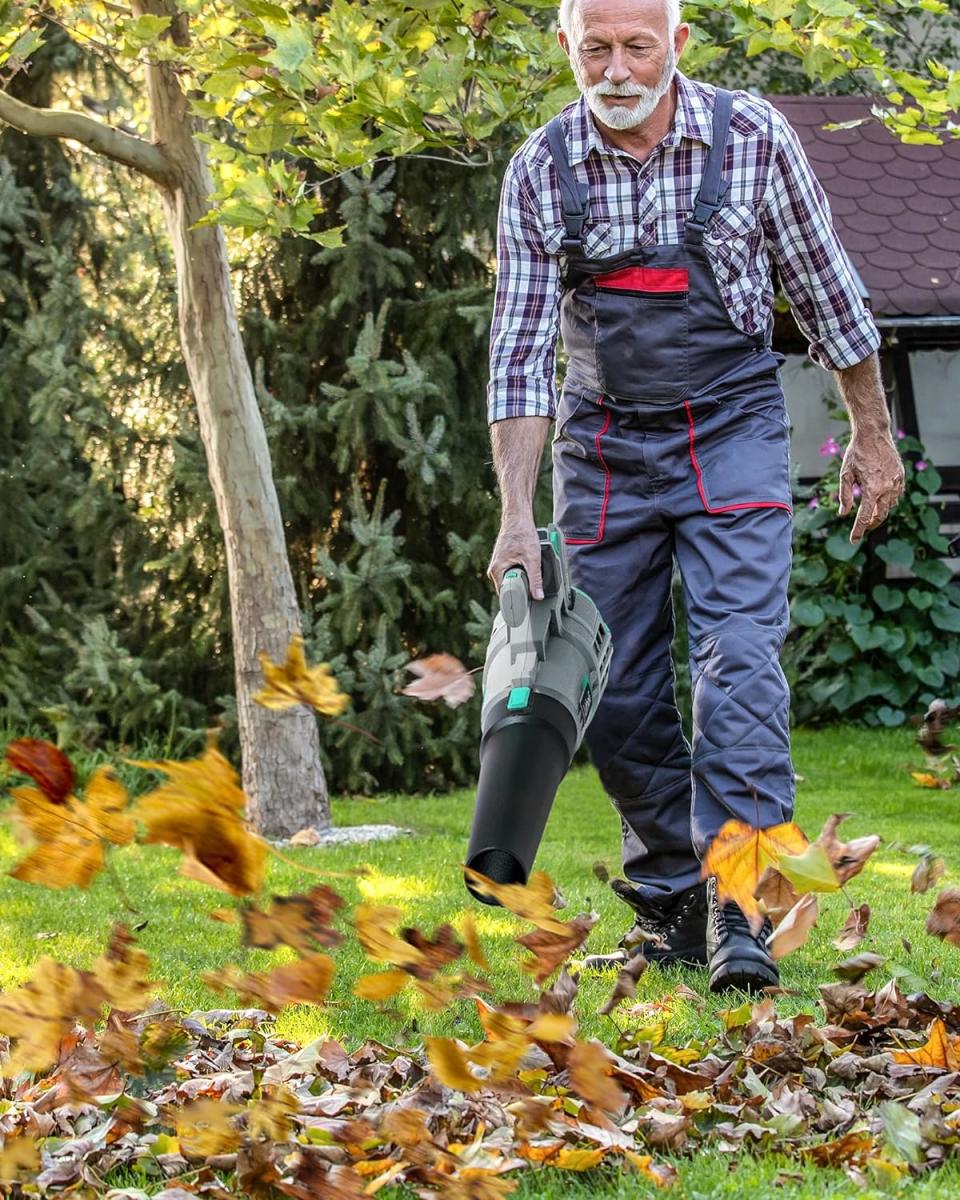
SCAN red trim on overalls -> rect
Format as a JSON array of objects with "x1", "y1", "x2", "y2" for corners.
[
  {"x1": 684, "y1": 400, "x2": 793, "y2": 515},
  {"x1": 595, "y1": 267, "x2": 690, "y2": 293},
  {"x1": 564, "y1": 397, "x2": 612, "y2": 545}
]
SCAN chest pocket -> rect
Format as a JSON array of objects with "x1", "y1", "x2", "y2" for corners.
[{"x1": 703, "y1": 203, "x2": 759, "y2": 288}]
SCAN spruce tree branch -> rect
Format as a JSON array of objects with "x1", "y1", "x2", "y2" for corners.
[{"x1": 0, "y1": 87, "x2": 177, "y2": 187}]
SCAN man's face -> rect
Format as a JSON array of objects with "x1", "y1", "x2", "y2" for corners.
[{"x1": 558, "y1": 0, "x2": 689, "y2": 131}]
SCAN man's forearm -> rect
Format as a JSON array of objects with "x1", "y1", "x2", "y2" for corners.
[
  {"x1": 832, "y1": 352, "x2": 892, "y2": 438},
  {"x1": 490, "y1": 416, "x2": 551, "y2": 517}
]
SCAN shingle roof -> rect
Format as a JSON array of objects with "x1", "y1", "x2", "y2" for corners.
[{"x1": 767, "y1": 94, "x2": 960, "y2": 320}]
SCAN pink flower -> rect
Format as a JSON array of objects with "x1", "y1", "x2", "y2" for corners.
[
  {"x1": 819, "y1": 436, "x2": 842, "y2": 457},
  {"x1": 916, "y1": 460, "x2": 928, "y2": 471},
  {"x1": 896, "y1": 428, "x2": 906, "y2": 439},
  {"x1": 852, "y1": 485, "x2": 861, "y2": 499},
  {"x1": 808, "y1": 496, "x2": 819, "y2": 509}
]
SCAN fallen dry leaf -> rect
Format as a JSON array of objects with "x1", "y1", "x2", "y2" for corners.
[
  {"x1": 926, "y1": 888, "x2": 960, "y2": 946},
  {"x1": 204, "y1": 953, "x2": 335, "y2": 1014},
  {"x1": 460, "y1": 912, "x2": 491, "y2": 972},
  {"x1": 516, "y1": 913, "x2": 597, "y2": 984},
  {"x1": 567, "y1": 1039, "x2": 628, "y2": 1116},
  {"x1": 916, "y1": 699, "x2": 960, "y2": 756},
  {"x1": 131, "y1": 741, "x2": 267, "y2": 897},
  {"x1": 401, "y1": 653, "x2": 475, "y2": 709},
  {"x1": 254, "y1": 636, "x2": 349, "y2": 716},
  {"x1": 754, "y1": 866, "x2": 800, "y2": 924},
  {"x1": 911, "y1": 772, "x2": 952, "y2": 790},
  {"x1": 833, "y1": 904, "x2": 871, "y2": 952},
  {"x1": 599, "y1": 955, "x2": 649, "y2": 1017},
  {"x1": 4, "y1": 738, "x2": 74, "y2": 803},
  {"x1": 813, "y1": 814, "x2": 881, "y2": 885},
  {"x1": 462, "y1": 868, "x2": 569, "y2": 933},
  {"x1": 912, "y1": 856, "x2": 946, "y2": 895},
  {"x1": 891, "y1": 1018, "x2": 960, "y2": 1069},
  {"x1": 702, "y1": 820, "x2": 809, "y2": 933},
  {"x1": 767, "y1": 894, "x2": 819, "y2": 960},
  {"x1": 242, "y1": 886, "x2": 345, "y2": 954}
]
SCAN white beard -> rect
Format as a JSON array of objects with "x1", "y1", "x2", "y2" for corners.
[{"x1": 573, "y1": 43, "x2": 677, "y2": 131}]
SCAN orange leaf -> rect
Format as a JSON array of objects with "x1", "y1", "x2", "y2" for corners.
[
  {"x1": 912, "y1": 772, "x2": 951, "y2": 790},
  {"x1": 425, "y1": 1037, "x2": 485, "y2": 1092},
  {"x1": 516, "y1": 913, "x2": 597, "y2": 984},
  {"x1": 460, "y1": 912, "x2": 491, "y2": 972},
  {"x1": 204, "y1": 952, "x2": 334, "y2": 1014},
  {"x1": 567, "y1": 1039, "x2": 628, "y2": 1116},
  {"x1": 254, "y1": 635, "x2": 349, "y2": 716},
  {"x1": 401, "y1": 653, "x2": 475, "y2": 709},
  {"x1": 702, "y1": 820, "x2": 809, "y2": 932},
  {"x1": 891, "y1": 1018, "x2": 960, "y2": 1069},
  {"x1": 926, "y1": 887, "x2": 960, "y2": 945}
]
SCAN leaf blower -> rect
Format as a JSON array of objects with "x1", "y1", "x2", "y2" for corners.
[{"x1": 465, "y1": 523, "x2": 613, "y2": 904}]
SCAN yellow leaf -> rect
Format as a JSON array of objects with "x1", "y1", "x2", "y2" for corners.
[
  {"x1": 777, "y1": 844, "x2": 840, "y2": 894},
  {"x1": 462, "y1": 868, "x2": 569, "y2": 933},
  {"x1": 460, "y1": 912, "x2": 491, "y2": 971},
  {"x1": 254, "y1": 635, "x2": 349, "y2": 716},
  {"x1": 891, "y1": 1018, "x2": 960, "y2": 1069},
  {"x1": 702, "y1": 820, "x2": 809, "y2": 932},
  {"x1": 425, "y1": 1037, "x2": 484, "y2": 1092},
  {"x1": 554, "y1": 1147, "x2": 607, "y2": 1170},
  {"x1": 354, "y1": 969, "x2": 409, "y2": 1002},
  {"x1": 526, "y1": 1013, "x2": 576, "y2": 1043}
]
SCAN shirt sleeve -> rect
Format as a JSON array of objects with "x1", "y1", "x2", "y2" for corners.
[
  {"x1": 760, "y1": 107, "x2": 881, "y2": 372},
  {"x1": 486, "y1": 151, "x2": 563, "y2": 424}
]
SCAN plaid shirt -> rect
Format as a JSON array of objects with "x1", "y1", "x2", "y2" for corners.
[{"x1": 487, "y1": 70, "x2": 881, "y2": 423}]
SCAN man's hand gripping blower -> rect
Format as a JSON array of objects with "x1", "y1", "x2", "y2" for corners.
[{"x1": 465, "y1": 524, "x2": 613, "y2": 904}]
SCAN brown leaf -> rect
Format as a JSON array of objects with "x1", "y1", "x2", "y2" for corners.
[
  {"x1": 754, "y1": 866, "x2": 800, "y2": 924},
  {"x1": 242, "y1": 886, "x2": 345, "y2": 954},
  {"x1": 254, "y1": 636, "x2": 349, "y2": 716},
  {"x1": 599, "y1": 954, "x2": 648, "y2": 1017},
  {"x1": 400, "y1": 923, "x2": 464, "y2": 978},
  {"x1": 833, "y1": 952, "x2": 885, "y2": 983},
  {"x1": 401, "y1": 653, "x2": 475, "y2": 708},
  {"x1": 0, "y1": 957, "x2": 104, "y2": 1075},
  {"x1": 95, "y1": 923, "x2": 159, "y2": 1012},
  {"x1": 833, "y1": 903, "x2": 870, "y2": 952},
  {"x1": 702, "y1": 820, "x2": 809, "y2": 933},
  {"x1": 516, "y1": 913, "x2": 598, "y2": 984},
  {"x1": 289, "y1": 827, "x2": 321, "y2": 847},
  {"x1": 911, "y1": 855, "x2": 946, "y2": 894},
  {"x1": 917, "y1": 699, "x2": 960, "y2": 755},
  {"x1": 592, "y1": 860, "x2": 610, "y2": 883},
  {"x1": 131, "y1": 741, "x2": 267, "y2": 896},
  {"x1": 911, "y1": 771, "x2": 952, "y2": 790},
  {"x1": 813, "y1": 813, "x2": 880, "y2": 885},
  {"x1": 926, "y1": 887, "x2": 960, "y2": 945},
  {"x1": 568, "y1": 1039, "x2": 628, "y2": 1116},
  {"x1": 176, "y1": 1097, "x2": 244, "y2": 1158},
  {"x1": 623, "y1": 1151, "x2": 678, "y2": 1187},
  {"x1": 204, "y1": 953, "x2": 335, "y2": 1014},
  {"x1": 4, "y1": 737, "x2": 74, "y2": 803},
  {"x1": 767, "y1": 894, "x2": 819, "y2": 960}
]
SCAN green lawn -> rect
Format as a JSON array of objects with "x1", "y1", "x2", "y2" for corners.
[{"x1": 2, "y1": 726, "x2": 960, "y2": 1198}]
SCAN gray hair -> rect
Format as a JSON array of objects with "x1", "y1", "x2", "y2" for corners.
[{"x1": 558, "y1": 0, "x2": 682, "y2": 37}]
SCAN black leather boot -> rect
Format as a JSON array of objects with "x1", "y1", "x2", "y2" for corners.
[
  {"x1": 706, "y1": 878, "x2": 779, "y2": 993},
  {"x1": 582, "y1": 881, "x2": 709, "y2": 970}
]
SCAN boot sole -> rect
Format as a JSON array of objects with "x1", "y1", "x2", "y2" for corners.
[{"x1": 708, "y1": 958, "x2": 779, "y2": 994}]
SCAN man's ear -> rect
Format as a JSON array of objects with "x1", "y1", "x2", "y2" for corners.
[
  {"x1": 558, "y1": 28, "x2": 570, "y2": 55},
  {"x1": 674, "y1": 22, "x2": 691, "y2": 61}
]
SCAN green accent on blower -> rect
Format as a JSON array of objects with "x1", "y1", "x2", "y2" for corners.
[
  {"x1": 504, "y1": 570, "x2": 520, "y2": 579},
  {"x1": 580, "y1": 674, "x2": 591, "y2": 693},
  {"x1": 507, "y1": 686, "x2": 531, "y2": 711},
  {"x1": 549, "y1": 529, "x2": 561, "y2": 554}
]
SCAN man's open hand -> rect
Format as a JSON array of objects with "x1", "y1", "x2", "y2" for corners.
[
  {"x1": 487, "y1": 515, "x2": 544, "y2": 599},
  {"x1": 838, "y1": 431, "x2": 905, "y2": 542}
]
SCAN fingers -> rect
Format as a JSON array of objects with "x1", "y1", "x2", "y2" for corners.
[
  {"x1": 487, "y1": 519, "x2": 544, "y2": 600},
  {"x1": 838, "y1": 468, "x2": 854, "y2": 518}
]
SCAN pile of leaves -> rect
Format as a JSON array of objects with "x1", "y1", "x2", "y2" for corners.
[{"x1": 7, "y1": 729, "x2": 960, "y2": 1194}]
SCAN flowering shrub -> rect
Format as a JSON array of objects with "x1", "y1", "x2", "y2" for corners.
[{"x1": 784, "y1": 429, "x2": 960, "y2": 726}]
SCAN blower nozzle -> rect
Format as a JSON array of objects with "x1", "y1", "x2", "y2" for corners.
[{"x1": 465, "y1": 524, "x2": 612, "y2": 905}]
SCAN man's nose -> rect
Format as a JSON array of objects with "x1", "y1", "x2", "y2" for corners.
[{"x1": 605, "y1": 47, "x2": 632, "y2": 84}]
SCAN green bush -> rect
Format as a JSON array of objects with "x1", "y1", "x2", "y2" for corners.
[{"x1": 784, "y1": 429, "x2": 960, "y2": 727}]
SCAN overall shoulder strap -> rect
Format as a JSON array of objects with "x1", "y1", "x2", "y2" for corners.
[
  {"x1": 545, "y1": 115, "x2": 591, "y2": 256},
  {"x1": 686, "y1": 88, "x2": 733, "y2": 242}
]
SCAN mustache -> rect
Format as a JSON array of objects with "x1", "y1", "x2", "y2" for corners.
[{"x1": 590, "y1": 83, "x2": 649, "y2": 97}]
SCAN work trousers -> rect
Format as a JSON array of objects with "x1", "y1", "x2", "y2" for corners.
[{"x1": 552, "y1": 377, "x2": 796, "y2": 903}]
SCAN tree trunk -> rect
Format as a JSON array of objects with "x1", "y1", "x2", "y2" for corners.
[{"x1": 136, "y1": 0, "x2": 330, "y2": 838}]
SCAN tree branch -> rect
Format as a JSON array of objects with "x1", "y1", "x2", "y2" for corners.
[{"x1": 0, "y1": 87, "x2": 178, "y2": 188}]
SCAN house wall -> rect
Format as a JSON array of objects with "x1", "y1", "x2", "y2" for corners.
[
  {"x1": 909, "y1": 349, "x2": 960, "y2": 466},
  {"x1": 781, "y1": 354, "x2": 848, "y2": 479}
]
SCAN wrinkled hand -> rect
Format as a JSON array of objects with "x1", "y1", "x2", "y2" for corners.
[
  {"x1": 487, "y1": 514, "x2": 544, "y2": 600},
  {"x1": 839, "y1": 431, "x2": 905, "y2": 542}
]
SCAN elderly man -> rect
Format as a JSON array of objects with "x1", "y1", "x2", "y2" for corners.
[{"x1": 485, "y1": 0, "x2": 904, "y2": 990}]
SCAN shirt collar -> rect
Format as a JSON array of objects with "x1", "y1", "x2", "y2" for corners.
[{"x1": 567, "y1": 69, "x2": 714, "y2": 164}]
